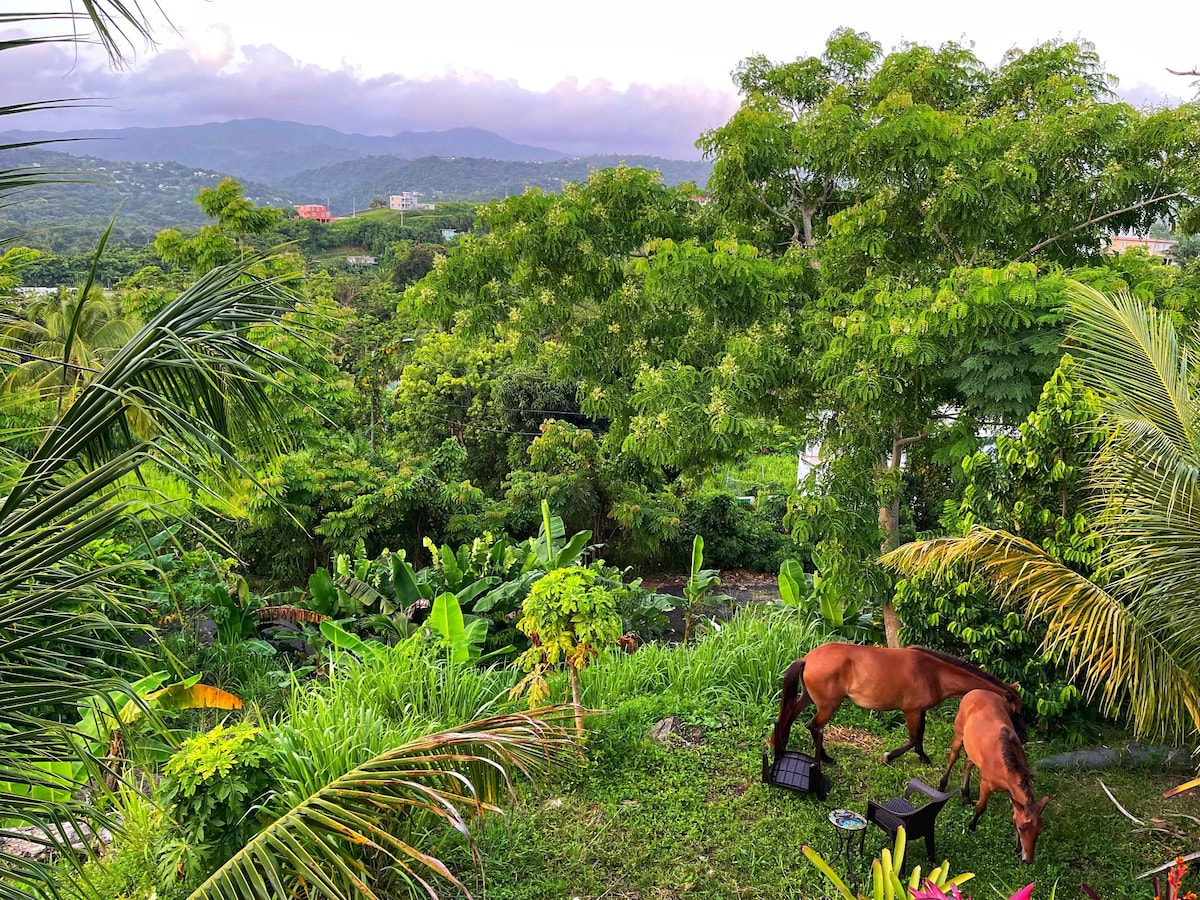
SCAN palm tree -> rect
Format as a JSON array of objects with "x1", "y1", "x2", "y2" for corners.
[
  {"x1": 883, "y1": 282, "x2": 1200, "y2": 744},
  {"x1": 0, "y1": 255, "x2": 315, "y2": 896},
  {"x1": 1, "y1": 287, "x2": 141, "y2": 402}
]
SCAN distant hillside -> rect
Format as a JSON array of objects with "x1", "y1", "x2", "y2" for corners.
[
  {"x1": 283, "y1": 154, "x2": 713, "y2": 214},
  {"x1": 0, "y1": 148, "x2": 296, "y2": 249},
  {"x1": 0, "y1": 119, "x2": 568, "y2": 183}
]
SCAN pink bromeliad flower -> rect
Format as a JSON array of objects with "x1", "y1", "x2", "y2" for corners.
[{"x1": 910, "y1": 880, "x2": 1035, "y2": 900}]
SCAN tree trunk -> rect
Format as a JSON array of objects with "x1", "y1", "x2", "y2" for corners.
[
  {"x1": 879, "y1": 499, "x2": 902, "y2": 649},
  {"x1": 569, "y1": 666, "x2": 585, "y2": 741},
  {"x1": 879, "y1": 427, "x2": 912, "y2": 649}
]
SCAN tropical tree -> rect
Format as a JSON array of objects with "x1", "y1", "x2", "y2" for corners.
[
  {"x1": 1, "y1": 287, "x2": 141, "y2": 401},
  {"x1": 155, "y1": 178, "x2": 286, "y2": 273},
  {"x1": 884, "y1": 283, "x2": 1200, "y2": 743},
  {"x1": 699, "y1": 31, "x2": 1200, "y2": 644}
]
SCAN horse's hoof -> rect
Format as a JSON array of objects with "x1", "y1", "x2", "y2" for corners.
[
  {"x1": 918, "y1": 755, "x2": 932, "y2": 766},
  {"x1": 881, "y1": 752, "x2": 893, "y2": 766}
]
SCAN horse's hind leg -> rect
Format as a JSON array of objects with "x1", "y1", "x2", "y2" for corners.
[
  {"x1": 809, "y1": 698, "x2": 841, "y2": 765},
  {"x1": 884, "y1": 709, "x2": 929, "y2": 764},
  {"x1": 960, "y1": 759, "x2": 975, "y2": 806},
  {"x1": 939, "y1": 735, "x2": 963, "y2": 792}
]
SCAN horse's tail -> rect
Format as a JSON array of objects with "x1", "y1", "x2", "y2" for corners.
[{"x1": 771, "y1": 658, "x2": 807, "y2": 761}]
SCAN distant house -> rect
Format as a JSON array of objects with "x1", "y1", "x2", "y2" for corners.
[
  {"x1": 1107, "y1": 234, "x2": 1177, "y2": 264},
  {"x1": 389, "y1": 192, "x2": 436, "y2": 212},
  {"x1": 346, "y1": 255, "x2": 377, "y2": 265},
  {"x1": 389, "y1": 193, "x2": 419, "y2": 211},
  {"x1": 295, "y1": 203, "x2": 333, "y2": 222},
  {"x1": 441, "y1": 229, "x2": 458, "y2": 241},
  {"x1": 689, "y1": 195, "x2": 712, "y2": 206}
]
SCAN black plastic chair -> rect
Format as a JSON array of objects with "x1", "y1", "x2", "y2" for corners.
[
  {"x1": 761, "y1": 750, "x2": 829, "y2": 800},
  {"x1": 866, "y1": 778, "x2": 956, "y2": 861}
]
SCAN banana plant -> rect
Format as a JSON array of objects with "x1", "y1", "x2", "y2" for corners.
[
  {"x1": 533, "y1": 499, "x2": 593, "y2": 571},
  {"x1": 319, "y1": 619, "x2": 390, "y2": 663},
  {"x1": 778, "y1": 559, "x2": 813, "y2": 608},
  {"x1": 803, "y1": 826, "x2": 974, "y2": 900},
  {"x1": 682, "y1": 535, "x2": 728, "y2": 646},
  {"x1": 426, "y1": 592, "x2": 489, "y2": 665},
  {"x1": 780, "y1": 551, "x2": 872, "y2": 638}
]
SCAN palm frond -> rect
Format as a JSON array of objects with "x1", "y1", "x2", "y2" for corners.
[
  {"x1": 189, "y1": 711, "x2": 578, "y2": 900},
  {"x1": 0, "y1": 250, "x2": 308, "y2": 892},
  {"x1": 0, "y1": 4, "x2": 157, "y2": 67},
  {"x1": 883, "y1": 528, "x2": 1200, "y2": 742},
  {"x1": 1066, "y1": 280, "x2": 1200, "y2": 469}
]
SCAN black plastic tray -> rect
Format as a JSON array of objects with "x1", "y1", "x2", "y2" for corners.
[{"x1": 762, "y1": 750, "x2": 829, "y2": 800}]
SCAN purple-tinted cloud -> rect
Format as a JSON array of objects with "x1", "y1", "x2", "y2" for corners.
[
  {"x1": 1117, "y1": 81, "x2": 1190, "y2": 109},
  {"x1": 0, "y1": 36, "x2": 739, "y2": 158}
]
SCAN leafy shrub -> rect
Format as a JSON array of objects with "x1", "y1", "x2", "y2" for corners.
[
  {"x1": 159, "y1": 722, "x2": 278, "y2": 881},
  {"x1": 601, "y1": 565, "x2": 675, "y2": 639},
  {"x1": 669, "y1": 492, "x2": 790, "y2": 572},
  {"x1": 514, "y1": 566, "x2": 622, "y2": 737},
  {"x1": 59, "y1": 787, "x2": 186, "y2": 900},
  {"x1": 894, "y1": 359, "x2": 1105, "y2": 737}
]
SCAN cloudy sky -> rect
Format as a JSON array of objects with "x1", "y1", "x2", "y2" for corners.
[{"x1": 6, "y1": 0, "x2": 1196, "y2": 158}]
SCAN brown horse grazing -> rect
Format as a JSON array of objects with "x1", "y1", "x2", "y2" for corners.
[
  {"x1": 771, "y1": 643, "x2": 1023, "y2": 765},
  {"x1": 939, "y1": 690, "x2": 1048, "y2": 864}
]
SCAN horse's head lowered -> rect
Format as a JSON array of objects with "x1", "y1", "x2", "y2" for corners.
[{"x1": 1014, "y1": 794, "x2": 1049, "y2": 864}]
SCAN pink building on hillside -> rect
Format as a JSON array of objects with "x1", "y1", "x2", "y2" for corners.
[{"x1": 294, "y1": 204, "x2": 333, "y2": 222}]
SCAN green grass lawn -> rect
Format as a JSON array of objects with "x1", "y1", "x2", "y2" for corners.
[{"x1": 450, "y1": 696, "x2": 1200, "y2": 900}]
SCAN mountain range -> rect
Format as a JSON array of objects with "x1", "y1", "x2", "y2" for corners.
[
  {"x1": 0, "y1": 119, "x2": 570, "y2": 183},
  {"x1": 0, "y1": 119, "x2": 713, "y2": 240}
]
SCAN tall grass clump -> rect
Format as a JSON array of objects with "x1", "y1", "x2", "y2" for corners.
[
  {"x1": 577, "y1": 606, "x2": 828, "y2": 711},
  {"x1": 271, "y1": 641, "x2": 519, "y2": 802}
]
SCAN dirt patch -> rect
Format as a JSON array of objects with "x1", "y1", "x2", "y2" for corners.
[{"x1": 825, "y1": 726, "x2": 884, "y2": 752}]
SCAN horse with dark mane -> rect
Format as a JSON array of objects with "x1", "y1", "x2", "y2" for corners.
[
  {"x1": 939, "y1": 689, "x2": 1048, "y2": 864},
  {"x1": 771, "y1": 643, "x2": 1023, "y2": 765}
]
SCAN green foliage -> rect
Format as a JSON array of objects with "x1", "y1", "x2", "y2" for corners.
[
  {"x1": 160, "y1": 722, "x2": 278, "y2": 880},
  {"x1": 777, "y1": 555, "x2": 870, "y2": 638},
  {"x1": 410, "y1": 166, "x2": 810, "y2": 476},
  {"x1": 505, "y1": 421, "x2": 684, "y2": 565},
  {"x1": 777, "y1": 559, "x2": 811, "y2": 608},
  {"x1": 1, "y1": 286, "x2": 142, "y2": 401},
  {"x1": 516, "y1": 568, "x2": 621, "y2": 674},
  {"x1": 389, "y1": 329, "x2": 520, "y2": 492},
  {"x1": 894, "y1": 358, "x2": 1105, "y2": 732},
  {"x1": 671, "y1": 492, "x2": 789, "y2": 572},
  {"x1": 681, "y1": 535, "x2": 726, "y2": 646},
  {"x1": 155, "y1": 179, "x2": 285, "y2": 273},
  {"x1": 244, "y1": 438, "x2": 483, "y2": 578},
  {"x1": 703, "y1": 30, "x2": 1200, "y2": 274},
  {"x1": 514, "y1": 566, "x2": 621, "y2": 727},
  {"x1": 426, "y1": 591, "x2": 489, "y2": 664}
]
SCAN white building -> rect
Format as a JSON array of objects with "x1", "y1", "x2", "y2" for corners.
[{"x1": 389, "y1": 192, "x2": 436, "y2": 212}]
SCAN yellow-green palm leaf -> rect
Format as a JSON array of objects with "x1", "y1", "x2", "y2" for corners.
[
  {"x1": 189, "y1": 710, "x2": 577, "y2": 900},
  {"x1": 882, "y1": 527, "x2": 1200, "y2": 742}
]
